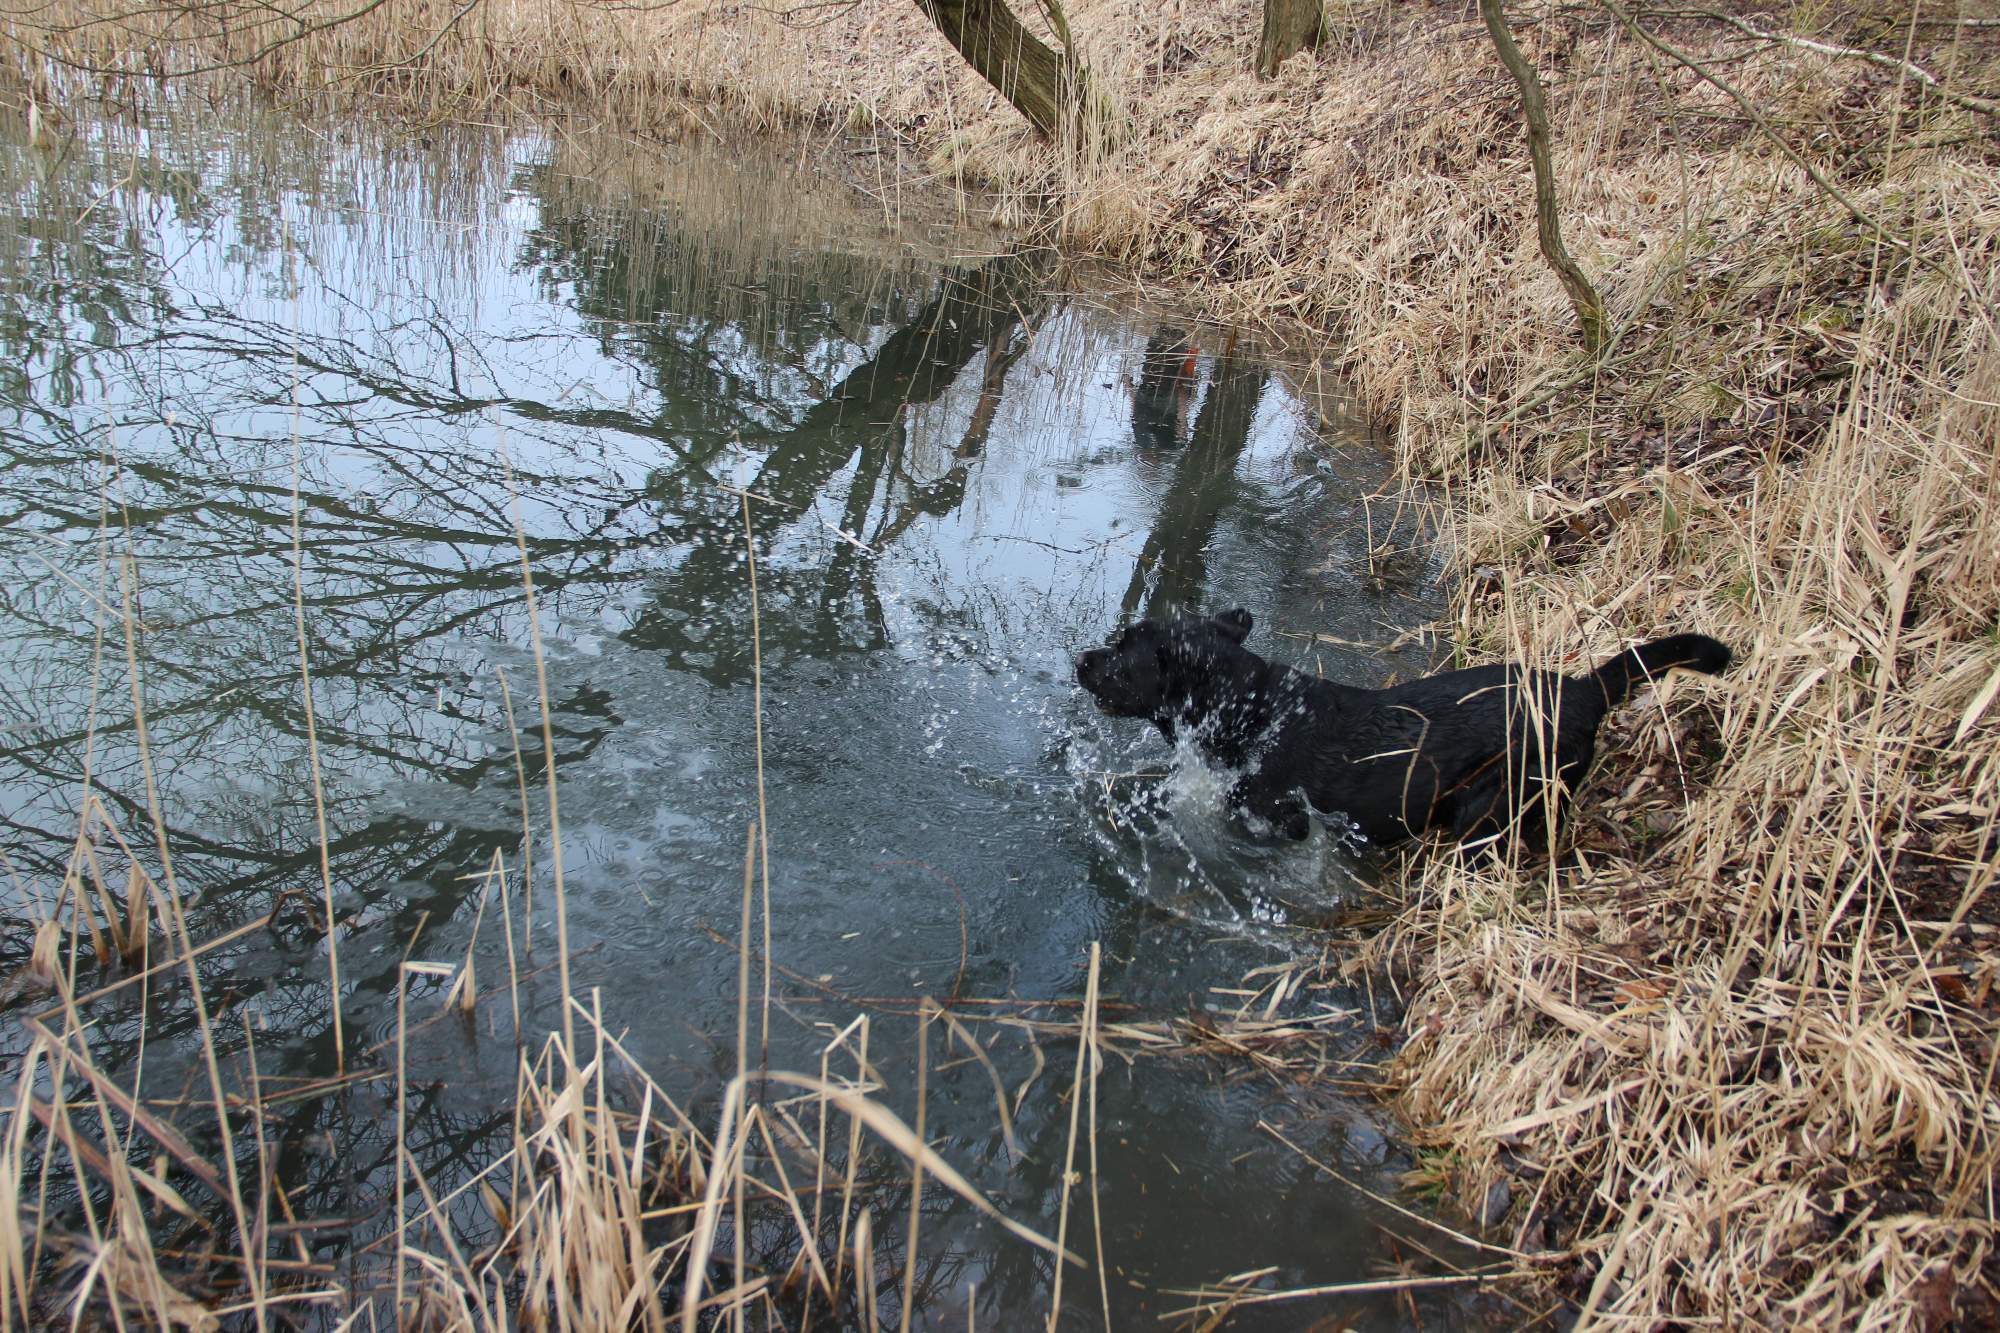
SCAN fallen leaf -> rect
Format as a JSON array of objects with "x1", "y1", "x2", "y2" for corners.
[
  {"x1": 1912, "y1": 1263, "x2": 1955, "y2": 1332},
  {"x1": 1614, "y1": 978, "x2": 1668, "y2": 1005}
]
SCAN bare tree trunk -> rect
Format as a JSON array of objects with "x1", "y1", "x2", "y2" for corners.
[
  {"x1": 1479, "y1": 0, "x2": 1608, "y2": 353},
  {"x1": 1257, "y1": 0, "x2": 1324, "y2": 78},
  {"x1": 914, "y1": 0, "x2": 1083, "y2": 138}
]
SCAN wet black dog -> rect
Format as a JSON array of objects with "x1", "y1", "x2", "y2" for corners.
[{"x1": 1076, "y1": 610, "x2": 1730, "y2": 851}]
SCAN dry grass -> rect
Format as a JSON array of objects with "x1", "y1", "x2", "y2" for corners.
[{"x1": 3, "y1": 0, "x2": 1999, "y2": 1326}]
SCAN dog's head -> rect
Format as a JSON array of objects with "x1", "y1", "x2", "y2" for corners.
[{"x1": 1075, "y1": 609, "x2": 1255, "y2": 721}]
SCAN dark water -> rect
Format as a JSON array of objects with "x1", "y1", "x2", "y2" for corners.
[{"x1": 0, "y1": 102, "x2": 1472, "y2": 1326}]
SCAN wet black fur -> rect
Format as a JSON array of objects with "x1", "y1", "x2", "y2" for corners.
[{"x1": 1075, "y1": 609, "x2": 1732, "y2": 850}]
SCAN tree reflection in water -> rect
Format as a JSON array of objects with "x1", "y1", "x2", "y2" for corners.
[{"x1": 0, "y1": 106, "x2": 1437, "y2": 1326}]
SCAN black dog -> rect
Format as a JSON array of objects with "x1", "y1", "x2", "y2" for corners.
[{"x1": 1076, "y1": 610, "x2": 1730, "y2": 851}]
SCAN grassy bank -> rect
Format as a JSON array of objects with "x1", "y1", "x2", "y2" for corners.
[{"x1": 6, "y1": 0, "x2": 1999, "y2": 1326}]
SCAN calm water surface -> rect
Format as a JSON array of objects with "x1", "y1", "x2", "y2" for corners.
[{"x1": 0, "y1": 103, "x2": 1469, "y2": 1326}]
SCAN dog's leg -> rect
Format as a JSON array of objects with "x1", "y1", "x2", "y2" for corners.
[
  {"x1": 1230, "y1": 779, "x2": 1311, "y2": 840},
  {"x1": 1442, "y1": 758, "x2": 1510, "y2": 849},
  {"x1": 1448, "y1": 761, "x2": 1574, "y2": 859}
]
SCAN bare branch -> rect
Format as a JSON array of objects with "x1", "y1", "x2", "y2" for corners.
[
  {"x1": 1684, "y1": 6, "x2": 2000, "y2": 119},
  {"x1": 10, "y1": 0, "x2": 405, "y2": 81},
  {"x1": 1595, "y1": 0, "x2": 1962, "y2": 288},
  {"x1": 1480, "y1": 0, "x2": 1608, "y2": 354}
]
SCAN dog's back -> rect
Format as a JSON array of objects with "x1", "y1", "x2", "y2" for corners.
[
  {"x1": 1280, "y1": 636, "x2": 1731, "y2": 847},
  {"x1": 1077, "y1": 611, "x2": 1730, "y2": 850},
  {"x1": 1243, "y1": 661, "x2": 1573, "y2": 844}
]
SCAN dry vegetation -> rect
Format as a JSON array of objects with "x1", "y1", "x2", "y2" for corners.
[
  {"x1": 5, "y1": 817, "x2": 1095, "y2": 1329},
  {"x1": 3, "y1": 556, "x2": 1124, "y2": 1329},
  {"x1": 2, "y1": 0, "x2": 1998, "y2": 1327}
]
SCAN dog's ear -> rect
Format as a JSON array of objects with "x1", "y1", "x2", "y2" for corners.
[{"x1": 1211, "y1": 608, "x2": 1253, "y2": 643}]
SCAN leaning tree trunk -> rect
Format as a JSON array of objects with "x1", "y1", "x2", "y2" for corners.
[
  {"x1": 1256, "y1": 0, "x2": 1324, "y2": 78},
  {"x1": 1479, "y1": 0, "x2": 1608, "y2": 354},
  {"x1": 914, "y1": 0, "x2": 1083, "y2": 139}
]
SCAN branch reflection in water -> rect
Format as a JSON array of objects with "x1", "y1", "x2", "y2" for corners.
[{"x1": 0, "y1": 101, "x2": 1455, "y2": 1327}]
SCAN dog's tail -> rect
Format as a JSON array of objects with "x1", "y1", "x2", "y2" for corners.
[{"x1": 1592, "y1": 634, "x2": 1732, "y2": 706}]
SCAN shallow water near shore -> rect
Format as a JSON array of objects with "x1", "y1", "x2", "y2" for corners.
[{"x1": 0, "y1": 100, "x2": 1472, "y2": 1326}]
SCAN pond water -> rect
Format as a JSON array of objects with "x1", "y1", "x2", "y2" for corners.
[{"x1": 0, "y1": 101, "x2": 1468, "y2": 1326}]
